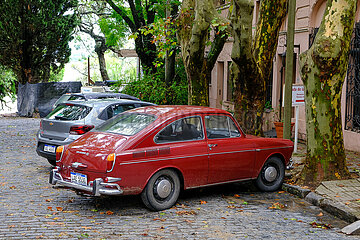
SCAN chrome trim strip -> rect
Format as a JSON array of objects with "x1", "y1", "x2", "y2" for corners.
[
  {"x1": 120, "y1": 146, "x2": 292, "y2": 165},
  {"x1": 209, "y1": 149, "x2": 256, "y2": 156},
  {"x1": 120, "y1": 153, "x2": 209, "y2": 165},
  {"x1": 186, "y1": 178, "x2": 255, "y2": 189}
]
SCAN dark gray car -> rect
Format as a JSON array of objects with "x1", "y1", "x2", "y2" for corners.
[{"x1": 37, "y1": 99, "x2": 155, "y2": 165}]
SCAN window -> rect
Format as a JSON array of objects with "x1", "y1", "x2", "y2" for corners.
[
  {"x1": 47, "y1": 104, "x2": 92, "y2": 121},
  {"x1": 96, "y1": 113, "x2": 156, "y2": 136},
  {"x1": 155, "y1": 116, "x2": 204, "y2": 143},
  {"x1": 205, "y1": 115, "x2": 241, "y2": 139},
  {"x1": 226, "y1": 61, "x2": 233, "y2": 101},
  {"x1": 345, "y1": 22, "x2": 360, "y2": 132},
  {"x1": 99, "y1": 104, "x2": 136, "y2": 120}
]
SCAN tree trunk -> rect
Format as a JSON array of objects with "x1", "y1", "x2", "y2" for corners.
[
  {"x1": 299, "y1": 0, "x2": 356, "y2": 184},
  {"x1": 178, "y1": 0, "x2": 228, "y2": 106},
  {"x1": 230, "y1": 0, "x2": 287, "y2": 135},
  {"x1": 95, "y1": 39, "x2": 110, "y2": 82}
]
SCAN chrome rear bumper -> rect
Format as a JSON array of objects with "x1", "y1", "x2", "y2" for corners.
[
  {"x1": 286, "y1": 158, "x2": 294, "y2": 170},
  {"x1": 49, "y1": 168, "x2": 123, "y2": 196}
]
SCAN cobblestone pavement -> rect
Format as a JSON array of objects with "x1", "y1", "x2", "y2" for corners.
[{"x1": 0, "y1": 117, "x2": 358, "y2": 239}]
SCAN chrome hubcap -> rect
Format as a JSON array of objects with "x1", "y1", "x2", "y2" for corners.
[
  {"x1": 156, "y1": 179, "x2": 172, "y2": 199},
  {"x1": 264, "y1": 166, "x2": 277, "y2": 182}
]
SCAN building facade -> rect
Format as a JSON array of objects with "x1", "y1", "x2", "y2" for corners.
[{"x1": 210, "y1": 0, "x2": 360, "y2": 151}]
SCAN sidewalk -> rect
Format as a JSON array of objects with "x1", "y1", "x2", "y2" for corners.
[{"x1": 283, "y1": 142, "x2": 360, "y2": 234}]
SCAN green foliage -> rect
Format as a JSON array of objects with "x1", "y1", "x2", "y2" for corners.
[
  {"x1": 0, "y1": 65, "x2": 17, "y2": 107},
  {"x1": 0, "y1": 0, "x2": 79, "y2": 85},
  {"x1": 113, "y1": 59, "x2": 188, "y2": 105},
  {"x1": 98, "y1": 11, "x2": 128, "y2": 48},
  {"x1": 48, "y1": 68, "x2": 65, "y2": 83}
]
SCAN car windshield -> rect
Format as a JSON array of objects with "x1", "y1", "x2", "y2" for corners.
[
  {"x1": 46, "y1": 104, "x2": 92, "y2": 121},
  {"x1": 96, "y1": 113, "x2": 156, "y2": 136}
]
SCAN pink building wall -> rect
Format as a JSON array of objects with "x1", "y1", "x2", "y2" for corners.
[{"x1": 210, "y1": 0, "x2": 360, "y2": 151}]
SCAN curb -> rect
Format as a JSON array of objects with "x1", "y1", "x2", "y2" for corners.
[{"x1": 282, "y1": 183, "x2": 359, "y2": 223}]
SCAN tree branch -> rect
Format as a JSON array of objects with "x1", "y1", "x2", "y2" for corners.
[{"x1": 105, "y1": 0, "x2": 136, "y2": 32}]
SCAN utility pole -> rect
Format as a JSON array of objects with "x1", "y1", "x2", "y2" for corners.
[{"x1": 283, "y1": 0, "x2": 296, "y2": 140}]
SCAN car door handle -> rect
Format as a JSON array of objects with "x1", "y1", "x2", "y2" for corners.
[{"x1": 208, "y1": 144, "x2": 218, "y2": 149}]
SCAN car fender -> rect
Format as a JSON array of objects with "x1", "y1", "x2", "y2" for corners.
[{"x1": 141, "y1": 165, "x2": 185, "y2": 191}]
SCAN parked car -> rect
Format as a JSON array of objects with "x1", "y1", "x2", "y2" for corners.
[
  {"x1": 52, "y1": 92, "x2": 140, "y2": 110},
  {"x1": 37, "y1": 99, "x2": 154, "y2": 165},
  {"x1": 49, "y1": 106, "x2": 294, "y2": 211}
]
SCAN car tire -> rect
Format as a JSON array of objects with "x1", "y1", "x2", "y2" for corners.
[
  {"x1": 255, "y1": 156, "x2": 284, "y2": 192},
  {"x1": 47, "y1": 158, "x2": 56, "y2": 166},
  {"x1": 141, "y1": 169, "x2": 180, "y2": 211}
]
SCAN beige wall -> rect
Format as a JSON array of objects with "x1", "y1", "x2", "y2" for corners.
[{"x1": 210, "y1": 0, "x2": 360, "y2": 151}]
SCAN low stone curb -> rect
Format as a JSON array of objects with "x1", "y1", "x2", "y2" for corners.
[{"x1": 282, "y1": 183, "x2": 359, "y2": 224}]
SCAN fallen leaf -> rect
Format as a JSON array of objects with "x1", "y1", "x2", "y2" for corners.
[
  {"x1": 184, "y1": 220, "x2": 194, "y2": 223},
  {"x1": 268, "y1": 202, "x2": 285, "y2": 210},
  {"x1": 56, "y1": 207, "x2": 63, "y2": 211},
  {"x1": 45, "y1": 199, "x2": 53, "y2": 202},
  {"x1": 234, "y1": 194, "x2": 241, "y2": 198},
  {"x1": 278, "y1": 191, "x2": 285, "y2": 194},
  {"x1": 317, "y1": 212, "x2": 323, "y2": 217},
  {"x1": 337, "y1": 184, "x2": 345, "y2": 187},
  {"x1": 106, "y1": 211, "x2": 114, "y2": 215},
  {"x1": 176, "y1": 210, "x2": 197, "y2": 215},
  {"x1": 200, "y1": 200, "x2": 207, "y2": 204},
  {"x1": 153, "y1": 218, "x2": 166, "y2": 222},
  {"x1": 81, "y1": 226, "x2": 92, "y2": 230},
  {"x1": 345, "y1": 202, "x2": 350, "y2": 205}
]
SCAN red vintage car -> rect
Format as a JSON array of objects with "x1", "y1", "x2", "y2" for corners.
[{"x1": 50, "y1": 106, "x2": 293, "y2": 211}]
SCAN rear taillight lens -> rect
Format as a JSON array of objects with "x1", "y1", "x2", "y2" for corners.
[
  {"x1": 106, "y1": 153, "x2": 116, "y2": 172},
  {"x1": 56, "y1": 145, "x2": 64, "y2": 161},
  {"x1": 40, "y1": 120, "x2": 43, "y2": 130},
  {"x1": 69, "y1": 125, "x2": 94, "y2": 135}
]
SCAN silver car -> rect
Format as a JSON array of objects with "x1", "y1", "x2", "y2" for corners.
[{"x1": 36, "y1": 98, "x2": 155, "y2": 165}]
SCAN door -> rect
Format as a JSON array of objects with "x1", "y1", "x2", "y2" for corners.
[{"x1": 205, "y1": 114, "x2": 256, "y2": 184}]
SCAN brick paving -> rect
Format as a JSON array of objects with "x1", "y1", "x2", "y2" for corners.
[{"x1": 0, "y1": 116, "x2": 359, "y2": 239}]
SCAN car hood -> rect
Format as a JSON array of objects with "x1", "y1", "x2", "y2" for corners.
[{"x1": 62, "y1": 131, "x2": 129, "y2": 173}]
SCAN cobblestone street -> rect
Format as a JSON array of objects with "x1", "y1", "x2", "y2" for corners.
[{"x1": 0, "y1": 117, "x2": 358, "y2": 239}]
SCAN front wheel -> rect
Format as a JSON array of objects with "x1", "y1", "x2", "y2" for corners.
[
  {"x1": 141, "y1": 169, "x2": 180, "y2": 211},
  {"x1": 255, "y1": 157, "x2": 284, "y2": 192}
]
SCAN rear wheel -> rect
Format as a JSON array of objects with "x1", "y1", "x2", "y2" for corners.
[
  {"x1": 255, "y1": 157, "x2": 284, "y2": 192},
  {"x1": 141, "y1": 169, "x2": 180, "y2": 211}
]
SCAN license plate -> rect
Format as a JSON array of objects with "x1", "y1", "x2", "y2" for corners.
[
  {"x1": 44, "y1": 144, "x2": 56, "y2": 153},
  {"x1": 70, "y1": 172, "x2": 87, "y2": 186}
]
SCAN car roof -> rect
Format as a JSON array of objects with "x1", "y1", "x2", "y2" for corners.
[
  {"x1": 67, "y1": 92, "x2": 139, "y2": 100},
  {"x1": 125, "y1": 105, "x2": 230, "y2": 118},
  {"x1": 60, "y1": 99, "x2": 153, "y2": 108}
]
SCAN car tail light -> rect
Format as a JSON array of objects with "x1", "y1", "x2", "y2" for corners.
[
  {"x1": 69, "y1": 125, "x2": 94, "y2": 135},
  {"x1": 40, "y1": 121, "x2": 43, "y2": 130},
  {"x1": 106, "y1": 153, "x2": 116, "y2": 172},
  {"x1": 56, "y1": 145, "x2": 64, "y2": 161}
]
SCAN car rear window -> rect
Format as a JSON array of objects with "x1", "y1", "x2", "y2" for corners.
[
  {"x1": 46, "y1": 104, "x2": 92, "y2": 121},
  {"x1": 68, "y1": 95, "x2": 86, "y2": 101},
  {"x1": 96, "y1": 113, "x2": 156, "y2": 136}
]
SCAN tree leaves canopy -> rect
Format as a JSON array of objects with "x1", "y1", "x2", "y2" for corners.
[{"x1": 0, "y1": 0, "x2": 79, "y2": 84}]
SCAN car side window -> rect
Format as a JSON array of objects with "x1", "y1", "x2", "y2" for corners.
[
  {"x1": 155, "y1": 116, "x2": 204, "y2": 143},
  {"x1": 205, "y1": 115, "x2": 241, "y2": 139}
]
